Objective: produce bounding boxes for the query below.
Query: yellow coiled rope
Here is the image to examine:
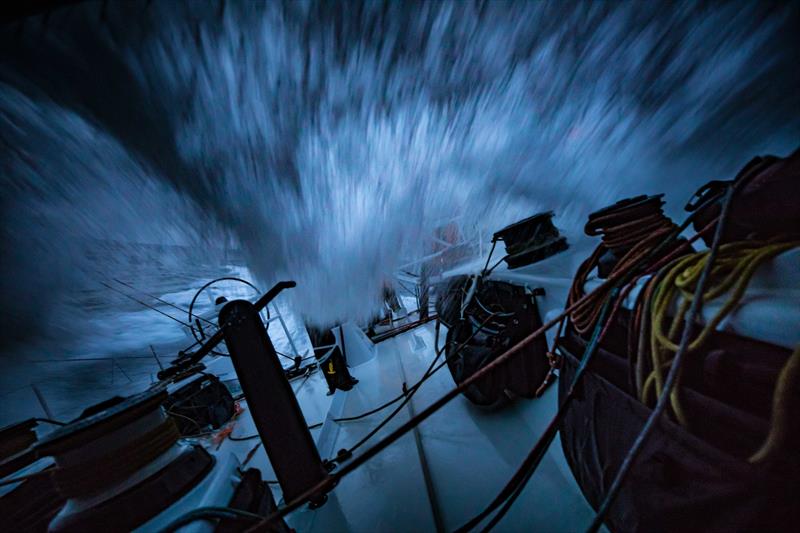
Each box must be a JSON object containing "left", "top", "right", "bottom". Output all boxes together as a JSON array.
[
  {"left": 750, "top": 343, "right": 800, "bottom": 464},
  {"left": 641, "top": 240, "right": 799, "bottom": 427}
]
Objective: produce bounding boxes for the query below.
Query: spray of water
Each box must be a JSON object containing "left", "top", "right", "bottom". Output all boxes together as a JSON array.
[{"left": 1, "top": 1, "right": 798, "bottom": 360}]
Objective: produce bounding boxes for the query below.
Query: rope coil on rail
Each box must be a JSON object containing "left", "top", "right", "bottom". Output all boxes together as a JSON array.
[
  {"left": 1, "top": 418, "right": 183, "bottom": 495},
  {"left": 641, "top": 239, "right": 800, "bottom": 426},
  {"left": 568, "top": 195, "right": 682, "bottom": 336},
  {"left": 584, "top": 183, "right": 737, "bottom": 533},
  {"left": 157, "top": 165, "right": 797, "bottom": 532}
]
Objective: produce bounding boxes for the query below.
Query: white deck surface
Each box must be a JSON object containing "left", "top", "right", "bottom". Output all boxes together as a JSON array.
[{"left": 215, "top": 319, "right": 598, "bottom": 532}]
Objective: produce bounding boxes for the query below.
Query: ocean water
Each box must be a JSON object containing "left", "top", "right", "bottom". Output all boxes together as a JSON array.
[
  {"left": 0, "top": 254, "right": 314, "bottom": 425},
  {"left": 0, "top": 1, "right": 797, "bottom": 423}
]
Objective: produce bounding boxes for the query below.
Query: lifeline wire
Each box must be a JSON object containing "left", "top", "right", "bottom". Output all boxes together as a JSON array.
[
  {"left": 111, "top": 277, "right": 217, "bottom": 328},
  {"left": 99, "top": 281, "right": 191, "bottom": 327}
]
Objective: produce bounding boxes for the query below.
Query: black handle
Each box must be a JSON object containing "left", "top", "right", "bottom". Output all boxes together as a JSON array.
[{"left": 156, "top": 280, "right": 296, "bottom": 381}]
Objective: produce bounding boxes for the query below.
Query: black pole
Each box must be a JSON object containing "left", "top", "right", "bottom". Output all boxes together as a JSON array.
[
  {"left": 219, "top": 299, "right": 329, "bottom": 505},
  {"left": 419, "top": 264, "right": 430, "bottom": 320},
  {"left": 157, "top": 281, "right": 295, "bottom": 381}
]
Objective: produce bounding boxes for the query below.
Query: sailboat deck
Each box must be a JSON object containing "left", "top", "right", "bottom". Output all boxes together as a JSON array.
[{"left": 218, "top": 321, "right": 598, "bottom": 532}]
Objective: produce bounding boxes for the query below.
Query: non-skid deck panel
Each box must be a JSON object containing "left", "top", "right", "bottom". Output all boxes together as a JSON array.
[
  {"left": 280, "top": 322, "right": 599, "bottom": 532},
  {"left": 217, "top": 319, "right": 598, "bottom": 532},
  {"left": 297, "top": 332, "right": 438, "bottom": 532},
  {"left": 397, "top": 322, "right": 600, "bottom": 532}
]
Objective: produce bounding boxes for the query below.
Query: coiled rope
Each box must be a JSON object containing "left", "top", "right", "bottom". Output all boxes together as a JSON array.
[
  {"left": 642, "top": 240, "right": 799, "bottom": 425},
  {"left": 569, "top": 196, "right": 681, "bottom": 335},
  {"left": 750, "top": 343, "right": 800, "bottom": 464},
  {"left": 1, "top": 418, "right": 182, "bottom": 495},
  {"left": 54, "top": 418, "right": 181, "bottom": 497}
]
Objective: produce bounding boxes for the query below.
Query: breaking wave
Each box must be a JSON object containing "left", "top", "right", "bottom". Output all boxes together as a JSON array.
[{"left": 1, "top": 0, "right": 798, "bottom": 358}]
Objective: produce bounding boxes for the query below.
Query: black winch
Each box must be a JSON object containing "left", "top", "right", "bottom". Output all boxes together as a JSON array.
[
  {"left": 445, "top": 278, "right": 549, "bottom": 407},
  {"left": 492, "top": 211, "right": 568, "bottom": 270}
]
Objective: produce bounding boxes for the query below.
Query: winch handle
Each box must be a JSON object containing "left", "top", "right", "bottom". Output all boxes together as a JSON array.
[
  {"left": 253, "top": 280, "right": 296, "bottom": 312},
  {"left": 156, "top": 280, "right": 296, "bottom": 381}
]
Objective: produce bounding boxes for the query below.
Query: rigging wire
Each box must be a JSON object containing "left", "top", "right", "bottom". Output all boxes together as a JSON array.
[
  {"left": 331, "top": 321, "right": 447, "bottom": 425},
  {"left": 481, "top": 240, "right": 498, "bottom": 275},
  {"left": 395, "top": 279, "right": 420, "bottom": 298},
  {"left": 292, "top": 370, "right": 314, "bottom": 395},
  {"left": 110, "top": 277, "right": 217, "bottom": 328},
  {"left": 478, "top": 238, "right": 511, "bottom": 278},
  {"left": 274, "top": 349, "right": 315, "bottom": 362},
  {"left": 333, "top": 347, "right": 444, "bottom": 460},
  {"left": 228, "top": 419, "right": 324, "bottom": 442},
  {"left": 456, "top": 193, "right": 729, "bottom": 531},
  {"left": 109, "top": 277, "right": 312, "bottom": 362},
  {"left": 226, "top": 318, "right": 490, "bottom": 449},
  {"left": 187, "top": 276, "right": 271, "bottom": 357},
  {"left": 484, "top": 254, "right": 509, "bottom": 277},
  {"left": 98, "top": 281, "right": 191, "bottom": 327},
  {"left": 243, "top": 326, "right": 450, "bottom": 442},
  {"left": 455, "top": 295, "right": 617, "bottom": 532},
  {"left": 274, "top": 349, "right": 299, "bottom": 361},
  {"left": 177, "top": 336, "right": 203, "bottom": 355},
  {"left": 243, "top": 236, "right": 695, "bottom": 528}
]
